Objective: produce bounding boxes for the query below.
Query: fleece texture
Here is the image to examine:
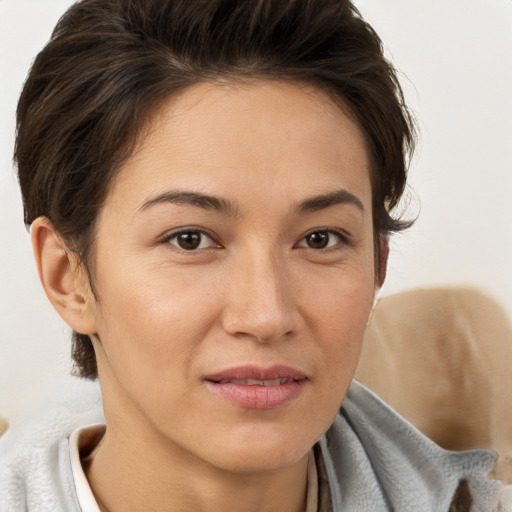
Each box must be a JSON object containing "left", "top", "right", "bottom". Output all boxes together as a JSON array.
[{"left": 0, "top": 378, "right": 503, "bottom": 511}]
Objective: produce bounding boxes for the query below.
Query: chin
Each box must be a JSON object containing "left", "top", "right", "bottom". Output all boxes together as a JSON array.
[
  {"left": 195, "top": 422, "right": 324, "bottom": 474},
  {"left": 211, "top": 445, "right": 309, "bottom": 475}
]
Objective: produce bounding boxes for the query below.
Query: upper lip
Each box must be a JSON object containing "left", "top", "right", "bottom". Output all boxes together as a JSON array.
[{"left": 204, "top": 365, "right": 307, "bottom": 382}]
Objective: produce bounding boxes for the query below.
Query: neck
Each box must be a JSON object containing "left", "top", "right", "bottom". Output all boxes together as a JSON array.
[{"left": 86, "top": 425, "right": 309, "bottom": 512}]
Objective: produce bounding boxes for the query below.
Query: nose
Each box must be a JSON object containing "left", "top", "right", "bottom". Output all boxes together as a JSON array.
[{"left": 221, "top": 248, "right": 298, "bottom": 343}]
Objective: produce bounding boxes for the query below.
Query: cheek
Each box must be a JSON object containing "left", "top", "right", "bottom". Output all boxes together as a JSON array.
[
  {"left": 291, "top": 276, "right": 374, "bottom": 442},
  {"left": 301, "top": 266, "right": 375, "bottom": 386},
  {"left": 92, "top": 265, "right": 222, "bottom": 381}
]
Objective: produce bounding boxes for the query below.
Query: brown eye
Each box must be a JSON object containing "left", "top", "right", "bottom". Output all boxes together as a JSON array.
[
  {"left": 306, "top": 232, "right": 329, "bottom": 249},
  {"left": 168, "top": 231, "right": 215, "bottom": 251},
  {"left": 298, "top": 230, "right": 343, "bottom": 250}
]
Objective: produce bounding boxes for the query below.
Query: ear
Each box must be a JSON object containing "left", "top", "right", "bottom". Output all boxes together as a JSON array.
[
  {"left": 30, "top": 217, "right": 96, "bottom": 335},
  {"left": 375, "top": 235, "right": 389, "bottom": 289}
]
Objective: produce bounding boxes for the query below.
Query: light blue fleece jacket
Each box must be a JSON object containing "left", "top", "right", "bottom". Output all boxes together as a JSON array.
[{"left": 0, "top": 377, "right": 503, "bottom": 511}]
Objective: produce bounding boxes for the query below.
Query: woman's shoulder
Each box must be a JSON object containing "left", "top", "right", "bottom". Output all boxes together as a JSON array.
[
  {"left": 319, "top": 380, "right": 503, "bottom": 512},
  {"left": 0, "top": 377, "right": 103, "bottom": 512}
]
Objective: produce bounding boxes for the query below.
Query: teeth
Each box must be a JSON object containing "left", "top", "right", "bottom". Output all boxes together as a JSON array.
[{"left": 217, "top": 378, "right": 290, "bottom": 386}]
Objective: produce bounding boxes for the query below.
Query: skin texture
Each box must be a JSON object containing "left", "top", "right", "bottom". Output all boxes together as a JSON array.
[{"left": 32, "top": 80, "right": 381, "bottom": 512}]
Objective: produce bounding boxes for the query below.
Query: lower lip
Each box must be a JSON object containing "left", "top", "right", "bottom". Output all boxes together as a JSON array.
[{"left": 205, "top": 380, "right": 306, "bottom": 409}]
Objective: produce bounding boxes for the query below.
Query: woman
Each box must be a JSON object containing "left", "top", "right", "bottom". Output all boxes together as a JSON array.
[{"left": 0, "top": 0, "right": 503, "bottom": 510}]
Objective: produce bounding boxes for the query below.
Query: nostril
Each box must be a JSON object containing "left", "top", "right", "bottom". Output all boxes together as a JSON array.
[{"left": 251, "top": 330, "right": 295, "bottom": 343}]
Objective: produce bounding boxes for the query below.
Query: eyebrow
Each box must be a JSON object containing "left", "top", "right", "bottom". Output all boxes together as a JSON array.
[
  {"left": 139, "top": 188, "right": 364, "bottom": 216},
  {"left": 139, "top": 190, "right": 239, "bottom": 216},
  {"left": 298, "top": 189, "right": 364, "bottom": 213}
]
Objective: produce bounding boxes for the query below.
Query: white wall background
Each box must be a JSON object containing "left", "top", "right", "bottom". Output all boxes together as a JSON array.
[{"left": 1, "top": 0, "right": 511, "bottom": 423}]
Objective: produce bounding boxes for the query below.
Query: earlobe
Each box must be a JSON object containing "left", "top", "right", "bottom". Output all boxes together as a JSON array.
[{"left": 30, "top": 217, "right": 96, "bottom": 335}]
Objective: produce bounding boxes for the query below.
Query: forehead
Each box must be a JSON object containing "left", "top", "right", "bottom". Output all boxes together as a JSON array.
[{"left": 105, "top": 79, "right": 372, "bottom": 214}]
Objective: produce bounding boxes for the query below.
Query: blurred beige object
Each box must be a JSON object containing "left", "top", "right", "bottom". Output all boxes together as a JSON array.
[
  {"left": 0, "top": 414, "right": 8, "bottom": 437},
  {"left": 356, "top": 286, "right": 512, "bottom": 484}
]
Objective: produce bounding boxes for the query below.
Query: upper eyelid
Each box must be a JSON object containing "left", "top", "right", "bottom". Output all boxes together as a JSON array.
[
  {"left": 300, "top": 228, "right": 350, "bottom": 241},
  {"left": 159, "top": 227, "right": 217, "bottom": 242},
  {"left": 162, "top": 229, "right": 221, "bottom": 252},
  {"left": 295, "top": 228, "right": 352, "bottom": 250}
]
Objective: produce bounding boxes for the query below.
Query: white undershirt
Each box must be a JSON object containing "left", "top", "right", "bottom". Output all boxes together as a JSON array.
[
  {"left": 68, "top": 425, "right": 319, "bottom": 512},
  {"left": 69, "top": 425, "right": 103, "bottom": 512}
]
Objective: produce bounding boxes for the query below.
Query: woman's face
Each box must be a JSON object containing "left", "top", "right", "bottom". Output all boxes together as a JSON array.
[{"left": 87, "top": 80, "right": 377, "bottom": 473}]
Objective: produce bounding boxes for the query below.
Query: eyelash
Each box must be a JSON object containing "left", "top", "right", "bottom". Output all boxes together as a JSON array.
[
  {"left": 160, "top": 228, "right": 351, "bottom": 253},
  {"left": 296, "top": 229, "right": 351, "bottom": 251},
  {"left": 162, "top": 229, "right": 220, "bottom": 252}
]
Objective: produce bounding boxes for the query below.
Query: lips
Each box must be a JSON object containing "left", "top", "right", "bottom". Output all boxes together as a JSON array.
[
  {"left": 204, "top": 365, "right": 308, "bottom": 409},
  {"left": 217, "top": 378, "right": 291, "bottom": 386},
  {"left": 205, "top": 364, "right": 307, "bottom": 382}
]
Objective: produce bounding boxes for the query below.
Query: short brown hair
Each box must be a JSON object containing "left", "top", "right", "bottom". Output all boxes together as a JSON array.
[{"left": 15, "top": 0, "right": 415, "bottom": 379}]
